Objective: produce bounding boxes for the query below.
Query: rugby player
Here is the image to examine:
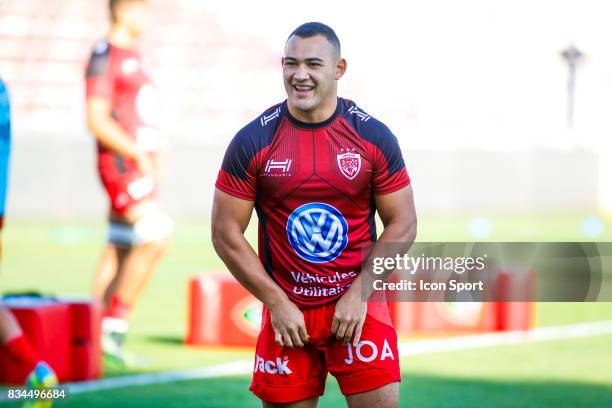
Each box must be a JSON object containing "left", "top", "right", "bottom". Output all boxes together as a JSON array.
[
  {"left": 85, "top": 0, "right": 173, "bottom": 360},
  {"left": 213, "top": 22, "right": 417, "bottom": 408},
  {"left": 0, "top": 76, "right": 58, "bottom": 407}
]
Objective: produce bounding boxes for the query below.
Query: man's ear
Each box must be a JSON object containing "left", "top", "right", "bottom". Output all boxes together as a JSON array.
[{"left": 336, "top": 58, "right": 347, "bottom": 80}]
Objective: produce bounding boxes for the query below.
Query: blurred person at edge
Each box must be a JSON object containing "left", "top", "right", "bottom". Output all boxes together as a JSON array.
[
  {"left": 85, "top": 0, "right": 173, "bottom": 363},
  {"left": 0, "top": 77, "right": 59, "bottom": 407}
]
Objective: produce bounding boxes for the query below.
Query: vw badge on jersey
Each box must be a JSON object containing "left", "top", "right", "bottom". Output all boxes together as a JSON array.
[
  {"left": 286, "top": 203, "right": 348, "bottom": 263},
  {"left": 337, "top": 152, "right": 362, "bottom": 180}
]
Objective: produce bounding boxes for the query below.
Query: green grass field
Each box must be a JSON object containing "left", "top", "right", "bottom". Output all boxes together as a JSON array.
[{"left": 1, "top": 213, "right": 612, "bottom": 407}]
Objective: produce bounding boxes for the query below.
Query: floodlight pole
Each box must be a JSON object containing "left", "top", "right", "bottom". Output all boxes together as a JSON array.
[{"left": 561, "top": 45, "right": 583, "bottom": 130}]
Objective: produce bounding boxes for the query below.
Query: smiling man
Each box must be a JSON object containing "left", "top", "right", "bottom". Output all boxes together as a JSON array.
[{"left": 213, "top": 22, "right": 417, "bottom": 408}]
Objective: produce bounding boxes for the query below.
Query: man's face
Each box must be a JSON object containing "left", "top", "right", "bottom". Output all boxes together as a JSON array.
[
  {"left": 282, "top": 34, "right": 345, "bottom": 117},
  {"left": 116, "top": 1, "right": 149, "bottom": 38}
]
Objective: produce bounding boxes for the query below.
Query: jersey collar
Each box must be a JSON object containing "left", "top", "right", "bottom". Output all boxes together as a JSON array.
[{"left": 284, "top": 98, "right": 341, "bottom": 130}]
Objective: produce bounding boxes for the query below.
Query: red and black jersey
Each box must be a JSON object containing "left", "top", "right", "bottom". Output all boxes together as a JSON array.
[
  {"left": 216, "top": 98, "right": 410, "bottom": 307},
  {"left": 85, "top": 39, "right": 161, "bottom": 177}
]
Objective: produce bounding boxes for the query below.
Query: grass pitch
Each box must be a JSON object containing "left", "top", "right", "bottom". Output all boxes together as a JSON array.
[{"left": 1, "top": 213, "right": 611, "bottom": 407}]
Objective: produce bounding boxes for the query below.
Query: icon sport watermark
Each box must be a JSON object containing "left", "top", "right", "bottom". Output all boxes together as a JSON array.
[{"left": 360, "top": 242, "right": 611, "bottom": 302}]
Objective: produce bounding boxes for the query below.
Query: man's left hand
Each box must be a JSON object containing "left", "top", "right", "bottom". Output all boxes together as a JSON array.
[{"left": 331, "top": 288, "right": 367, "bottom": 346}]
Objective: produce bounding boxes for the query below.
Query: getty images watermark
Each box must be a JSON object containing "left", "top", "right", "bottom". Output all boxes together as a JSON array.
[
  {"left": 372, "top": 252, "right": 488, "bottom": 293},
  {"left": 362, "top": 242, "right": 612, "bottom": 302}
]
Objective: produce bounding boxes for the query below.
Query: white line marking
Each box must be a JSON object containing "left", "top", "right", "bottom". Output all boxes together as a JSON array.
[
  {"left": 2, "top": 320, "right": 610, "bottom": 399},
  {"left": 65, "top": 360, "right": 253, "bottom": 395},
  {"left": 398, "top": 319, "right": 612, "bottom": 356}
]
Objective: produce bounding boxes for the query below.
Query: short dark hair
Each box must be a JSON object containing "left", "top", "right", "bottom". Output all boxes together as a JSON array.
[
  {"left": 109, "top": 0, "right": 144, "bottom": 21},
  {"left": 287, "top": 22, "right": 341, "bottom": 58}
]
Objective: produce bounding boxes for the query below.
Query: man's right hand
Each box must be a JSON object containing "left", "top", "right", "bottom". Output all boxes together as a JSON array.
[
  {"left": 212, "top": 189, "right": 310, "bottom": 348},
  {"left": 134, "top": 152, "right": 154, "bottom": 176},
  {"left": 268, "top": 298, "right": 309, "bottom": 348}
]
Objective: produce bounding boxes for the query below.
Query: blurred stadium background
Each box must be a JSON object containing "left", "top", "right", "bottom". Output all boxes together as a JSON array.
[{"left": 0, "top": 0, "right": 611, "bottom": 407}]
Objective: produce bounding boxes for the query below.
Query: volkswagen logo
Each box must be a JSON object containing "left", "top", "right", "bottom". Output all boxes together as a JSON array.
[{"left": 286, "top": 202, "right": 348, "bottom": 263}]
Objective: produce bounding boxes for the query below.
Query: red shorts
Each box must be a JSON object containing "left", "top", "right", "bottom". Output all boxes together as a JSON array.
[
  {"left": 99, "top": 166, "right": 157, "bottom": 215},
  {"left": 249, "top": 301, "right": 400, "bottom": 404}
]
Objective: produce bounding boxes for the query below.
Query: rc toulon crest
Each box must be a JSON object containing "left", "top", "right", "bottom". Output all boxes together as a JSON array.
[{"left": 337, "top": 152, "right": 362, "bottom": 180}]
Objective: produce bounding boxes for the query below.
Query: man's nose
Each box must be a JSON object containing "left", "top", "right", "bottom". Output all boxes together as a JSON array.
[{"left": 294, "top": 65, "right": 309, "bottom": 80}]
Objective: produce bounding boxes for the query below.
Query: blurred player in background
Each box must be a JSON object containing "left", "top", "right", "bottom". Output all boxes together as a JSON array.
[
  {"left": 213, "top": 22, "right": 417, "bottom": 408},
  {"left": 85, "top": 0, "right": 172, "bottom": 362},
  {"left": 0, "top": 77, "right": 58, "bottom": 407}
]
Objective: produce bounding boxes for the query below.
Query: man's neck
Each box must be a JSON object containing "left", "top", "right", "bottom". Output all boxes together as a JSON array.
[
  {"left": 288, "top": 96, "right": 338, "bottom": 124},
  {"left": 108, "top": 25, "right": 136, "bottom": 49}
]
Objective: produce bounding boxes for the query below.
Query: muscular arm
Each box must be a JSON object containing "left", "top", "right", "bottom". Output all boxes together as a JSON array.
[
  {"left": 211, "top": 188, "right": 309, "bottom": 347},
  {"left": 86, "top": 96, "right": 150, "bottom": 174},
  {"left": 360, "top": 184, "right": 418, "bottom": 297},
  {"left": 211, "top": 188, "right": 288, "bottom": 306},
  {"left": 332, "top": 185, "right": 417, "bottom": 345}
]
